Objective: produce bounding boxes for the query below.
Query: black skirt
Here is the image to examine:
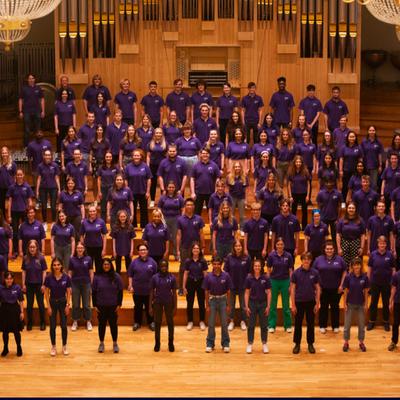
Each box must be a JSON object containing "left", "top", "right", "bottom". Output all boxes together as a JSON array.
[{"left": 0, "top": 302, "right": 24, "bottom": 333}]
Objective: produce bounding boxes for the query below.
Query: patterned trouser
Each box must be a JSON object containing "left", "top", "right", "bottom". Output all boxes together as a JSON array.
[{"left": 341, "top": 238, "right": 361, "bottom": 267}]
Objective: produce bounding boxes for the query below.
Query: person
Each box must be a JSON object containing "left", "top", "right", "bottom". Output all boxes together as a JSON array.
[
  {"left": 271, "top": 199, "right": 301, "bottom": 259},
  {"left": 216, "top": 82, "right": 239, "bottom": 145},
  {"left": 245, "top": 259, "right": 272, "bottom": 354},
  {"left": 142, "top": 208, "right": 169, "bottom": 265},
  {"left": 114, "top": 78, "right": 137, "bottom": 126},
  {"left": 61, "top": 127, "right": 81, "bottom": 174},
  {"left": 342, "top": 257, "right": 369, "bottom": 352},
  {"left": 388, "top": 267, "right": 400, "bottom": 351},
  {"left": 387, "top": 133, "right": 400, "bottom": 164},
  {"left": 106, "top": 173, "right": 134, "bottom": 225},
  {"left": 77, "top": 112, "right": 98, "bottom": 164},
  {"left": 391, "top": 182, "right": 400, "bottom": 223},
  {"left": 204, "top": 129, "right": 225, "bottom": 173},
  {"left": 18, "top": 73, "right": 45, "bottom": 147},
  {"left": 313, "top": 241, "right": 347, "bottom": 333},
  {"left": 304, "top": 210, "right": 329, "bottom": 260},
  {"left": 0, "top": 147, "right": 16, "bottom": 217},
  {"left": 323, "top": 86, "right": 349, "bottom": 132},
  {"left": 333, "top": 116, "right": 350, "bottom": 151},
  {"left": 106, "top": 111, "right": 129, "bottom": 164},
  {"left": 298, "top": 84, "right": 322, "bottom": 145},
  {"left": 269, "top": 76, "right": 295, "bottom": 129},
  {"left": 251, "top": 131, "right": 275, "bottom": 174},
  {"left": 80, "top": 204, "right": 107, "bottom": 273},
  {"left": 92, "top": 258, "right": 123, "bottom": 353},
  {"left": 318, "top": 153, "right": 339, "bottom": 190},
  {"left": 90, "top": 93, "right": 110, "bottom": 127},
  {"left": 162, "top": 111, "right": 182, "bottom": 145},
  {"left": 36, "top": 149, "right": 60, "bottom": 231},
  {"left": 118, "top": 125, "right": 142, "bottom": 168},
  {"left": 253, "top": 151, "right": 275, "bottom": 195},
  {"left": 65, "top": 148, "right": 89, "bottom": 195},
  {"left": 128, "top": 243, "right": 157, "bottom": 331},
  {"left": 44, "top": 258, "right": 72, "bottom": 356},
  {"left": 291, "top": 115, "right": 309, "bottom": 144},
  {"left": 55, "top": 75, "right": 76, "bottom": 103},
  {"left": 192, "top": 103, "right": 217, "bottom": 146},
  {"left": 191, "top": 80, "right": 213, "bottom": 121},
  {"left": 208, "top": 179, "right": 233, "bottom": 225},
  {"left": 381, "top": 153, "right": 400, "bottom": 213},
  {"left": 290, "top": 252, "right": 321, "bottom": 354},
  {"left": 226, "top": 111, "right": 245, "bottom": 143},
  {"left": 136, "top": 114, "right": 154, "bottom": 151},
  {"left": 367, "top": 236, "right": 396, "bottom": 332},
  {"left": 89, "top": 125, "right": 111, "bottom": 186},
  {"left": 68, "top": 241, "right": 93, "bottom": 331},
  {"left": 259, "top": 113, "right": 279, "bottom": 146},
  {"left": 275, "top": 128, "right": 296, "bottom": 191},
  {"left": 361, "top": 125, "right": 383, "bottom": 191},
  {"left": 352, "top": 175, "right": 379, "bottom": 226},
  {"left": 21, "top": 239, "right": 47, "bottom": 331},
  {"left": 203, "top": 256, "right": 233, "bottom": 353},
  {"left": 18, "top": 207, "right": 46, "bottom": 256},
  {"left": 347, "top": 160, "right": 367, "bottom": 203},
  {"left": 166, "top": 78, "right": 191, "bottom": 124},
  {"left": 54, "top": 89, "right": 77, "bottom": 153},
  {"left": 225, "top": 128, "right": 250, "bottom": 173},
  {"left": 241, "top": 82, "right": 264, "bottom": 143},
  {"left": 316, "top": 130, "right": 337, "bottom": 169},
  {"left": 257, "top": 172, "right": 282, "bottom": 225},
  {"left": 336, "top": 202, "right": 366, "bottom": 267},
  {"left": 111, "top": 209, "right": 136, "bottom": 273},
  {"left": 149, "top": 259, "right": 177, "bottom": 352},
  {"left": 50, "top": 210, "right": 75, "bottom": 272},
  {"left": 140, "top": 81, "right": 164, "bottom": 128},
  {"left": 82, "top": 74, "right": 112, "bottom": 114},
  {"left": 182, "top": 243, "right": 208, "bottom": 331},
  {"left": 0, "top": 211, "right": 12, "bottom": 266},
  {"left": 0, "top": 272, "right": 24, "bottom": 357}
]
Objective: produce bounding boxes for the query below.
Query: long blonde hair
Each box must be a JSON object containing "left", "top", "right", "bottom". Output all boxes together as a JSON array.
[
  {"left": 123, "top": 125, "right": 142, "bottom": 146},
  {"left": 276, "top": 128, "right": 294, "bottom": 150},
  {"left": 152, "top": 207, "right": 166, "bottom": 227},
  {"left": 0, "top": 146, "right": 12, "bottom": 169},
  {"left": 165, "top": 111, "right": 182, "bottom": 129},
  {"left": 149, "top": 128, "right": 167, "bottom": 151},
  {"left": 217, "top": 200, "right": 233, "bottom": 228},
  {"left": 227, "top": 162, "right": 246, "bottom": 185}
]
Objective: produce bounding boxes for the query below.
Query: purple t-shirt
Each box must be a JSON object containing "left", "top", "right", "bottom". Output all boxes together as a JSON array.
[
  {"left": 150, "top": 272, "right": 177, "bottom": 304},
  {"left": 224, "top": 254, "right": 251, "bottom": 291},
  {"left": 97, "top": 165, "right": 120, "bottom": 188},
  {"left": 343, "top": 273, "right": 369, "bottom": 305},
  {"left": 142, "top": 222, "right": 169, "bottom": 257},
  {"left": 65, "top": 161, "right": 89, "bottom": 191},
  {"left": 202, "top": 271, "right": 233, "bottom": 295},
  {"left": 110, "top": 227, "right": 136, "bottom": 256},
  {"left": 147, "top": 142, "right": 166, "bottom": 166},
  {"left": 241, "top": 94, "right": 264, "bottom": 124},
  {"left": 55, "top": 100, "right": 76, "bottom": 126},
  {"left": 128, "top": 257, "right": 157, "bottom": 295},
  {"left": 269, "top": 90, "right": 295, "bottom": 125},
  {"left": 349, "top": 174, "right": 362, "bottom": 193},
  {"left": 251, "top": 143, "right": 274, "bottom": 166},
  {"left": 245, "top": 274, "right": 271, "bottom": 302},
  {"left": 22, "top": 255, "right": 47, "bottom": 284},
  {"left": 177, "top": 214, "right": 205, "bottom": 249},
  {"left": 212, "top": 217, "right": 238, "bottom": 244},
  {"left": 82, "top": 85, "right": 112, "bottom": 107},
  {"left": 0, "top": 284, "right": 24, "bottom": 304},
  {"left": 367, "top": 215, "right": 394, "bottom": 252},
  {"left": 62, "top": 139, "right": 81, "bottom": 163},
  {"left": 226, "top": 141, "right": 251, "bottom": 160},
  {"left": 157, "top": 157, "right": 188, "bottom": 189},
  {"left": 216, "top": 95, "right": 238, "bottom": 120},
  {"left": 254, "top": 166, "right": 275, "bottom": 192},
  {"left": 92, "top": 273, "right": 123, "bottom": 307},
  {"left": 27, "top": 139, "right": 52, "bottom": 172},
  {"left": 80, "top": 218, "right": 107, "bottom": 248},
  {"left": 19, "top": 84, "right": 43, "bottom": 113},
  {"left": 90, "top": 104, "right": 110, "bottom": 127},
  {"left": 391, "top": 187, "right": 400, "bottom": 221},
  {"left": 352, "top": 189, "right": 379, "bottom": 225},
  {"left": 336, "top": 218, "right": 366, "bottom": 240},
  {"left": 106, "top": 122, "right": 128, "bottom": 156},
  {"left": 141, "top": 94, "right": 164, "bottom": 123},
  {"left": 304, "top": 223, "right": 329, "bottom": 254},
  {"left": 208, "top": 192, "right": 233, "bottom": 220},
  {"left": 44, "top": 273, "right": 71, "bottom": 300},
  {"left": 114, "top": 91, "right": 137, "bottom": 121},
  {"left": 267, "top": 250, "right": 294, "bottom": 280},
  {"left": 107, "top": 187, "right": 133, "bottom": 215},
  {"left": 193, "top": 117, "right": 217, "bottom": 145},
  {"left": 295, "top": 142, "right": 316, "bottom": 171},
  {"left": 59, "top": 190, "right": 83, "bottom": 217},
  {"left": 257, "top": 188, "right": 282, "bottom": 217},
  {"left": 137, "top": 127, "right": 154, "bottom": 151},
  {"left": 313, "top": 255, "right": 346, "bottom": 289},
  {"left": 207, "top": 142, "right": 225, "bottom": 169},
  {"left": 77, "top": 124, "right": 96, "bottom": 153},
  {"left": 227, "top": 176, "right": 248, "bottom": 200},
  {"left": 275, "top": 144, "right": 296, "bottom": 162},
  {"left": 19, "top": 220, "right": 46, "bottom": 253},
  {"left": 124, "top": 162, "right": 152, "bottom": 195},
  {"left": 323, "top": 98, "right": 349, "bottom": 130},
  {"left": 175, "top": 136, "right": 202, "bottom": 157},
  {"left": 0, "top": 162, "right": 16, "bottom": 189},
  {"left": 243, "top": 217, "right": 269, "bottom": 251},
  {"left": 157, "top": 194, "right": 184, "bottom": 218},
  {"left": 191, "top": 161, "right": 220, "bottom": 195},
  {"left": 6, "top": 182, "right": 34, "bottom": 212},
  {"left": 298, "top": 96, "right": 322, "bottom": 124},
  {"left": 69, "top": 255, "right": 93, "bottom": 284},
  {"left": 191, "top": 91, "right": 214, "bottom": 120},
  {"left": 381, "top": 166, "right": 400, "bottom": 196},
  {"left": 0, "top": 226, "right": 12, "bottom": 255},
  {"left": 361, "top": 138, "right": 383, "bottom": 170},
  {"left": 291, "top": 267, "right": 320, "bottom": 302},
  {"left": 163, "top": 125, "right": 181, "bottom": 145},
  {"left": 184, "top": 258, "right": 208, "bottom": 280},
  {"left": 289, "top": 172, "right": 310, "bottom": 195},
  {"left": 368, "top": 250, "right": 395, "bottom": 285},
  {"left": 51, "top": 223, "right": 74, "bottom": 247},
  {"left": 316, "top": 188, "right": 342, "bottom": 221},
  {"left": 271, "top": 214, "right": 301, "bottom": 251},
  {"left": 166, "top": 91, "right": 191, "bottom": 122},
  {"left": 333, "top": 127, "right": 350, "bottom": 150},
  {"left": 391, "top": 271, "right": 400, "bottom": 303},
  {"left": 339, "top": 145, "right": 363, "bottom": 172},
  {"left": 37, "top": 162, "right": 60, "bottom": 189}
]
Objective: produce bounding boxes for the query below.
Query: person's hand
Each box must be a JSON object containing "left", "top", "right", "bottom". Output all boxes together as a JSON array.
[
  {"left": 183, "top": 288, "right": 188, "bottom": 295},
  {"left": 291, "top": 304, "right": 297, "bottom": 315},
  {"left": 358, "top": 247, "right": 363, "bottom": 256},
  {"left": 19, "top": 112, "right": 23, "bottom": 119},
  {"left": 390, "top": 301, "right": 394, "bottom": 313},
  {"left": 51, "top": 253, "right": 55, "bottom": 259},
  {"left": 264, "top": 306, "right": 270, "bottom": 316},
  {"left": 293, "top": 248, "right": 298, "bottom": 257},
  {"left": 115, "top": 306, "right": 120, "bottom": 313},
  {"left": 101, "top": 249, "right": 106, "bottom": 257},
  {"left": 55, "top": 129, "right": 59, "bottom": 135},
  {"left": 191, "top": 193, "right": 197, "bottom": 201},
  {"left": 314, "top": 303, "right": 320, "bottom": 314},
  {"left": 62, "top": 166, "right": 66, "bottom": 173},
  {"left": 206, "top": 304, "right": 210, "bottom": 314},
  {"left": 41, "top": 285, "right": 45, "bottom": 294},
  {"left": 22, "top": 285, "right": 26, "bottom": 293},
  {"left": 113, "top": 251, "right": 117, "bottom": 258},
  {"left": 47, "top": 307, "right": 52, "bottom": 317},
  {"left": 246, "top": 307, "right": 251, "bottom": 317},
  {"left": 226, "top": 305, "right": 230, "bottom": 315},
  {"left": 94, "top": 307, "right": 99, "bottom": 313},
  {"left": 176, "top": 252, "right": 181, "bottom": 262},
  {"left": 19, "top": 251, "right": 24, "bottom": 259},
  {"left": 338, "top": 247, "right": 343, "bottom": 256},
  {"left": 364, "top": 304, "right": 369, "bottom": 313},
  {"left": 338, "top": 286, "right": 343, "bottom": 294},
  {"left": 20, "top": 312, "right": 24, "bottom": 321},
  {"left": 262, "top": 249, "right": 267, "bottom": 258},
  {"left": 98, "top": 192, "right": 102, "bottom": 201},
  {"left": 344, "top": 303, "right": 348, "bottom": 312},
  {"left": 7, "top": 216, "right": 11, "bottom": 224},
  {"left": 65, "top": 305, "right": 70, "bottom": 316},
  {"left": 145, "top": 192, "right": 150, "bottom": 200},
  {"left": 40, "top": 111, "right": 45, "bottom": 119},
  {"left": 339, "top": 170, "right": 343, "bottom": 178},
  {"left": 36, "top": 191, "right": 39, "bottom": 200},
  {"left": 244, "top": 250, "right": 249, "bottom": 257}
]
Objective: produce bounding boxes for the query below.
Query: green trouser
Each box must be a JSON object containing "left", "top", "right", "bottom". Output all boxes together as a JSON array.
[{"left": 269, "top": 278, "right": 292, "bottom": 329}]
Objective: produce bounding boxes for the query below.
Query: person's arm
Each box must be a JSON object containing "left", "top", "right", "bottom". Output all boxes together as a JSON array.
[
  {"left": 40, "top": 97, "right": 45, "bottom": 118},
  {"left": 97, "top": 177, "right": 102, "bottom": 201},
  {"left": 101, "top": 234, "right": 107, "bottom": 257},
  {"left": 129, "top": 201, "right": 134, "bottom": 222},
  {"left": 323, "top": 112, "right": 328, "bottom": 131},
  {"left": 343, "top": 288, "right": 348, "bottom": 312},
  {"left": 112, "top": 237, "right": 117, "bottom": 258},
  {"left": 381, "top": 179, "right": 386, "bottom": 198},
  {"left": 262, "top": 232, "right": 268, "bottom": 258},
  {"left": 61, "top": 150, "right": 65, "bottom": 171},
  {"left": 21, "top": 270, "right": 26, "bottom": 292},
  {"left": 314, "top": 283, "right": 321, "bottom": 313},
  {"left": 363, "top": 288, "right": 369, "bottom": 313},
  {"left": 50, "top": 236, "right": 55, "bottom": 259},
  {"left": 158, "top": 176, "right": 165, "bottom": 194},
  {"left": 258, "top": 107, "right": 263, "bottom": 127},
  {"left": 290, "top": 282, "right": 296, "bottom": 314},
  {"left": 366, "top": 230, "right": 371, "bottom": 256},
  {"left": 45, "top": 287, "right": 52, "bottom": 316},
  {"left": 243, "top": 233, "right": 249, "bottom": 256},
  {"left": 18, "top": 239, "right": 23, "bottom": 258},
  {"left": 216, "top": 107, "right": 220, "bottom": 125},
  {"left": 66, "top": 287, "right": 72, "bottom": 315},
  {"left": 7, "top": 198, "right": 12, "bottom": 223},
  {"left": 310, "top": 111, "right": 321, "bottom": 129},
  {"left": 176, "top": 229, "right": 182, "bottom": 260},
  {"left": 336, "top": 233, "right": 342, "bottom": 256},
  {"left": 212, "top": 229, "right": 217, "bottom": 257},
  {"left": 71, "top": 236, "right": 76, "bottom": 256},
  {"left": 391, "top": 201, "right": 396, "bottom": 221},
  {"left": 190, "top": 177, "right": 196, "bottom": 200},
  {"left": 54, "top": 115, "right": 59, "bottom": 135},
  {"left": 250, "top": 157, "right": 255, "bottom": 174},
  {"left": 391, "top": 231, "right": 395, "bottom": 254},
  {"left": 270, "top": 232, "right": 276, "bottom": 251},
  {"left": 36, "top": 175, "right": 41, "bottom": 199},
  {"left": 119, "top": 149, "right": 124, "bottom": 170},
  {"left": 145, "top": 178, "right": 151, "bottom": 200},
  {"left": 159, "top": 106, "right": 163, "bottom": 127},
  {"left": 72, "top": 113, "right": 77, "bottom": 128},
  {"left": 244, "top": 288, "right": 250, "bottom": 317},
  {"left": 133, "top": 103, "right": 138, "bottom": 127},
  {"left": 339, "top": 157, "right": 344, "bottom": 180},
  {"left": 199, "top": 228, "right": 205, "bottom": 253},
  {"left": 390, "top": 285, "right": 396, "bottom": 313},
  {"left": 180, "top": 176, "right": 187, "bottom": 194},
  {"left": 294, "top": 232, "right": 299, "bottom": 256},
  {"left": 128, "top": 276, "right": 133, "bottom": 292},
  {"left": 304, "top": 235, "right": 309, "bottom": 253},
  {"left": 55, "top": 175, "right": 61, "bottom": 193},
  {"left": 164, "top": 239, "right": 169, "bottom": 259},
  {"left": 80, "top": 204, "right": 85, "bottom": 219},
  {"left": 84, "top": 176, "right": 88, "bottom": 196},
  {"left": 186, "top": 106, "right": 191, "bottom": 123},
  {"left": 18, "top": 98, "right": 23, "bottom": 119},
  {"left": 83, "top": 99, "right": 89, "bottom": 115},
  {"left": 367, "top": 266, "right": 372, "bottom": 281},
  {"left": 359, "top": 233, "right": 366, "bottom": 256},
  {"left": 241, "top": 107, "right": 245, "bottom": 124},
  {"left": 265, "top": 288, "right": 271, "bottom": 315},
  {"left": 183, "top": 270, "right": 189, "bottom": 295}
]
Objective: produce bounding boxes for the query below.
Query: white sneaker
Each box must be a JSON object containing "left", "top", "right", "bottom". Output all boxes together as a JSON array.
[
  {"left": 268, "top": 327, "right": 275, "bottom": 333},
  {"left": 240, "top": 321, "right": 247, "bottom": 331},
  {"left": 286, "top": 327, "right": 292, "bottom": 333},
  {"left": 71, "top": 321, "right": 78, "bottom": 331},
  {"left": 50, "top": 346, "right": 56, "bottom": 356},
  {"left": 240, "top": 231, "right": 245, "bottom": 237},
  {"left": 223, "top": 346, "right": 230, "bottom": 353},
  {"left": 205, "top": 346, "right": 213, "bottom": 353},
  {"left": 42, "top": 222, "right": 47, "bottom": 232},
  {"left": 199, "top": 321, "right": 206, "bottom": 331},
  {"left": 150, "top": 201, "right": 155, "bottom": 208},
  {"left": 246, "top": 344, "right": 252, "bottom": 354},
  {"left": 186, "top": 321, "right": 193, "bottom": 331},
  {"left": 320, "top": 327, "right": 327, "bottom": 334},
  {"left": 228, "top": 321, "right": 234, "bottom": 331},
  {"left": 262, "top": 343, "right": 269, "bottom": 353},
  {"left": 62, "top": 346, "right": 69, "bottom": 356},
  {"left": 86, "top": 321, "right": 93, "bottom": 331},
  {"left": 333, "top": 327, "right": 340, "bottom": 333}
]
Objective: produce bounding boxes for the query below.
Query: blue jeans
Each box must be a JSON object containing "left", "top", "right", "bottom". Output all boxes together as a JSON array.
[
  {"left": 72, "top": 281, "right": 92, "bottom": 321},
  {"left": 229, "top": 289, "right": 247, "bottom": 322},
  {"left": 207, "top": 296, "right": 230, "bottom": 348},
  {"left": 247, "top": 299, "right": 268, "bottom": 344}
]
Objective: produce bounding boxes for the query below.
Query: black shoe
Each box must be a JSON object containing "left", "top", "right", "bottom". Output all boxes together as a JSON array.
[
  {"left": 27, "top": 323, "right": 32, "bottom": 331},
  {"left": 384, "top": 322, "right": 391, "bottom": 332},
  {"left": 292, "top": 344, "right": 300, "bottom": 354},
  {"left": 149, "top": 322, "right": 155, "bottom": 331},
  {"left": 1, "top": 348, "right": 9, "bottom": 357},
  {"left": 178, "top": 289, "right": 184, "bottom": 296},
  {"left": 132, "top": 323, "right": 140, "bottom": 331},
  {"left": 367, "top": 321, "right": 375, "bottom": 331},
  {"left": 40, "top": 322, "right": 46, "bottom": 331},
  {"left": 343, "top": 342, "right": 349, "bottom": 352},
  {"left": 168, "top": 342, "right": 175, "bottom": 352},
  {"left": 308, "top": 344, "right": 316, "bottom": 354},
  {"left": 388, "top": 342, "right": 397, "bottom": 351},
  {"left": 17, "top": 346, "right": 23, "bottom": 357},
  {"left": 154, "top": 342, "right": 160, "bottom": 352}
]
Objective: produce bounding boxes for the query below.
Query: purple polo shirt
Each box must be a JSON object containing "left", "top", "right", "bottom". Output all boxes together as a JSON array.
[
  {"left": 295, "top": 142, "right": 316, "bottom": 171},
  {"left": 51, "top": 223, "right": 74, "bottom": 247},
  {"left": 269, "top": 90, "right": 295, "bottom": 125},
  {"left": 68, "top": 255, "right": 93, "bottom": 284},
  {"left": 191, "top": 161, "right": 220, "bottom": 195},
  {"left": 304, "top": 223, "right": 329, "bottom": 254},
  {"left": 318, "top": 167, "right": 339, "bottom": 188},
  {"left": 78, "top": 124, "right": 96, "bottom": 153},
  {"left": 27, "top": 139, "right": 52, "bottom": 172},
  {"left": 110, "top": 227, "right": 136, "bottom": 256},
  {"left": 0, "top": 255, "right": 5, "bottom": 273},
  {"left": 92, "top": 273, "right": 123, "bottom": 307},
  {"left": 59, "top": 190, "right": 83, "bottom": 217},
  {"left": 114, "top": 91, "right": 137, "bottom": 121},
  {"left": 207, "top": 142, "right": 225, "bottom": 169},
  {"left": 44, "top": 273, "right": 71, "bottom": 300},
  {"left": 166, "top": 91, "right": 191, "bottom": 122},
  {"left": 142, "top": 222, "right": 169, "bottom": 257},
  {"left": 391, "top": 187, "right": 400, "bottom": 221},
  {"left": 251, "top": 143, "right": 274, "bottom": 165},
  {"left": 339, "top": 145, "right": 363, "bottom": 172},
  {"left": 298, "top": 96, "right": 323, "bottom": 124},
  {"left": 37, "top": 162, "right": 60, "bottom": 189},
  {"left": 82, "top": 85, "right": 112, "bottom": 107},
  {"left": 147, "top": 142, "right": 166, "bottom": 166},
  {"left": 292, "top": 127, "right": 307, "bottom": 144},
  {"left": 333, "top": 127, "right": 350, "bottom": 150},
  {"left": 212, "top": 217, "right": 238, "bottom": 244},
  {"left": 124, "top": 162, "right": 152, "bottom": 195},
  {"left": 391, "top": 271, "right": 400, "bottom": 303},
  {"left": 343, "top": 273, "right": 369, "bottom": 305},
  {"left": 289, "top": 172, "right": 310, "bottom": 195},
  {"left": 0, "top": 162, "right": 16, "bottom": 189},
  {"left": 157, "top": 157, "right": 188, "bottom": 189},
  {"left": 352, "top": 189, "right": 379, "bottom": 225},
  {"left": 137, "top": 127, "right": 154, "bottom": 150},
  {"left": 336, "top": 218, "right": 366, "bottom": 240},
  {"left": 0, "top": 226, "right": 12, "bottom": 255},
  {"left": 141, "top": 94, "right": 164, "bottom": 123},
  {"left": 254, "top": 166, "right": 275, "bottom": 192},
  {"left": 216, "top": 95, "right": 238, "bottom": 120},
  {"left": 97, "top": 165, "right": 120, "bottom": 188},
  {"left": 55, "top": 100, "right": 76, "bottom": 126},
  {"left": 19, "top": 220, "right": 46, "bottom": 252},
  {"left": 106, "top": 122, "right": 128, "bottom": 156},
  {"left": 381, "top": 166, "right": 400, "bottom": 196},
  {"left": 208, "top": 192, "right": 233, "bottom": 220},
  {"left": 22, "top": 255, "right": 47, "bottom": 284},
  {"left": 245, "top": 274, "right": 271, "bottom": 302},
  {"left": 323, "top": 98, "right": 349, "bottom": 130},
  {"left": 150, "top": 272, "right": 177, "bottom": 304},
  {"left": 80, "top": 218, "right": 107, "bottom": 248},
  {"left": 361, "top": 139, "right": 383, "bottom": 170},
  {"left": 291, "top": 267, "right": 320, "bottom": 302},
  {"left": 226, "top": 142, "right": 251, "bottom": 160},
  {"left": 62, "top": 139, "right": 81, "bottom": 162},
  {"left": 316, "top": 145, "right": 337, "bottom": 165},
  {"left": 227, "top": 176, "right": 248, "bottom": 199},
  {"left": 175, "top": 136, "right": 202, "bottom": 157},
  {"left": 368, "top": 250, "right": 395, "bottom": 285},
  {"left": 316, "top": 188, "right": 342, "bottom": 221},
  {"left": 267, "top": 250, "right": 294, "bottom": 280},
  {"left": 157, "top": 194, "right": 184, "bottom": 218},
  {"left": 275, "top": 144, "right": 296, "bottom": 162},
  {"left": 191, "top": 91, "right": 214, "bottom": 120},
  {"left": 0, "top": 284, "right": 23, "bottom": 304},
  {"left": 163, "top": 125, "right": 181, "bottom": 144},
  {"left": 257, "top": 188, "right": 282, "bottom": 217},
  {"left": 241, "top": 94, "right": 264, "bottom": 124},
  {"left": 271, "top": 214, "right": 301, "bottom": 251},
  {"left": 128, "top": 257, "right": 157, "bottom": 295},
  {"left": 90, "top": 103, "right": 110, "bottom": 127},
  {"left": 202, "top": 271, "right": 233, "bottom": 295},
  {"left": 224, "top": 254, "right": 251, "bottom": 291},
  {"left": 349, "top": 174, "right": 362, "bottom": 193},
  {"left": 184, "top": 258, "right": 208, "bottom": 281},
  {"left": 367, "top": 215, "right": 394, "bottom": 252},
  {"left": 65, "top": 161, "right": 89, "bottom": 191},
  {"left": 193, "top": 117, "right": 217, "bottom": 145},
  {"left": 313, "top": 255, "right": 346, "bottom": 289},
  {"left": 177, "top": 214, "right": 205, "bottom": 249},
  {"left": 242, "top": 217, "right": 269, "bottom": 251},
  {"left": 19, "top": 84, "right": 43, "bottom": 113},
  {"left": 261, "top": 124, "right": 279, "bottom": 146},
  {"left": 107, "top": 187, "right": 133, "bottom": 215},
  {"left": 55, "top": 86, "right": 75, "bottom": 101},
  {"left": 6, "top": 182, "right": 34, "bottom": 212}
]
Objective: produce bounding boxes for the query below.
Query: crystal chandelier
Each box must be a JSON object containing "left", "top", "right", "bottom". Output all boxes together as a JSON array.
[
  {"left": 0, "top": 18, "right": 32, "bottom": 50},
  {"left": 0, "top": 0, "right": 63, "bottom": 20},
  {"left": 366, "top": 0, "right": 400, "bottom": 25}
]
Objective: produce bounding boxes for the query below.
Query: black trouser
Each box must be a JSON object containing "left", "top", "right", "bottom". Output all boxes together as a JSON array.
[
  {"left": 133, "top": 193, "right": 148, "bottom": 228},
  {"left": 23, "top": 112, "right": 41, "bottom": 147},
  {"left": 294, "top": 300, "right": 315, "bottom": 345},
  {"left": 133, "top": 294, "right": 153, "bottom": 326},
  {"left": 67, "top": 215, "right": 82, "bottom": 243},
  {"left": 311, "top": 123, "right": 319, "bottom": 146},
  {"left": 151, "top": 120, "right": 160, "bottom": 129},
  {"left": 292, "top": 193, "right": 307, "bottom": 230},
  {"left": 115, "top": 255, "right": 131, "bottom": 273},
  {"left": 100, "top": 185, "right": 111, "bottom": 221},
  {"left": 97, "top": 305, "right": 118, "bottom": 342},
  {"left": 151, "top": 255, "right": 163, "bottom": 266},
  {"left": 49, "top": 298, "right": 67, "bottom": 346},
  {"left": 26, "top": 283, "right": 45, "bottom": 326},
  {"left": 245, "top": 121, "right": 259, "bottom": 144},
  {"left": 248, "top": 249, "right": 264, "bottom": 264},
  {"left": 322, "top": 219, "right": 337, "bottom": 245},
  {"left": 153, "top": 302, "right": 174, "bottom": 345},
  {"left": 149, "top": 163, "right": 159, "bottom": 202},
  {"left": 0, "top": 188, "right": 7, "bottom": 217},
  {"left": 261, "top": 213, "right": 275, "bottom": 226},
  {"left": 57, "top": 125, "right": 69, "bottom": 154},
  {"left": 11, "top": 211, "right": 25, "bottom": 254},
  {"left": 39, "top": 188, "right": 58, "bottom": 223},
  {"left": 218, "top": 118, "right": 229, "bottom": 145},
  {"left": 369, "top": 282, "right": 391, "bottom": 323},
  {"left": 3, "top": 331, "right": 21, "bottom": 350},
  {"left": 391, "top": 303, "right": 400, "bottom": 344},
  {"left": 342, "top": 170, "right": 352, "bottom": 203},
  {"left": 319, "top": 288, "right": 341, "bottom": 329},
  {"left": 396, "top": 246, "right": 400, "bottom": 271},
  {"left": 195, "top": 194, "right": 211, "bottom": 216},
  {"left": 86, "top": 246, "right": 103, "bottom": 273},
  {"left": 186, "top": 278, "right": 205, "bottom": 322},
  {"left": 122, "top": 118, "right": 134, "bottom": 125}
]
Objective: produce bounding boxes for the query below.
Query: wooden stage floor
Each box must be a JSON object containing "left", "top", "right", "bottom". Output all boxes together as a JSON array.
[{"left": 2, "top": 326, "right": 400, "bottom": 397}]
